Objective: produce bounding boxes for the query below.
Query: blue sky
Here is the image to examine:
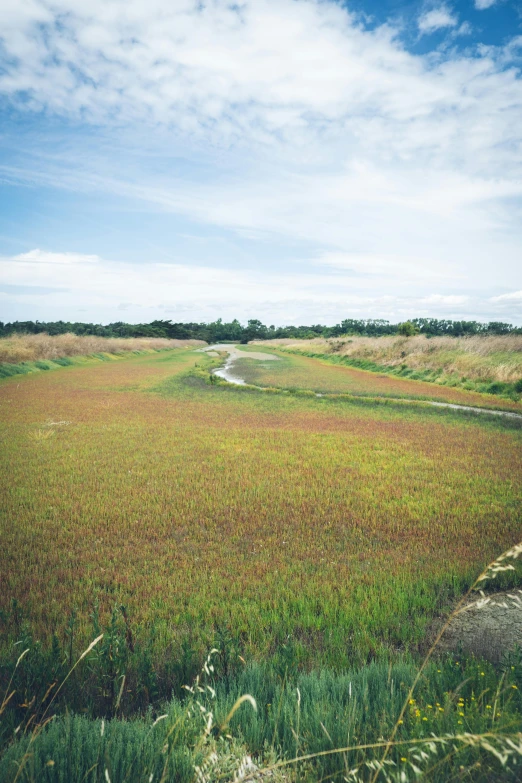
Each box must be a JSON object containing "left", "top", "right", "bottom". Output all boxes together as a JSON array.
[{"left": 0, "top": 0, "right": 521, "bottom": 326}]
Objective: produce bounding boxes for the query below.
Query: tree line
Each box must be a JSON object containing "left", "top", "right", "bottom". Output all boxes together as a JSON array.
[{"left": 0, "top": 317, "right": 519, "bottom": 342}]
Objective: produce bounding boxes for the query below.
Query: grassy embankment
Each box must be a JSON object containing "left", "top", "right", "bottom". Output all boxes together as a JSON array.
[
  {"left": 227, "top": 345, "right": 521, "bottom": 413},
  {"left": 0, "top": 332, "right": 204, "bottom": 378},
  {"left": 252, "top": 334, "right": 522, "bottom": 406},
  {"left": 0, "top": 343, "right": 521, "bottom": 780}
]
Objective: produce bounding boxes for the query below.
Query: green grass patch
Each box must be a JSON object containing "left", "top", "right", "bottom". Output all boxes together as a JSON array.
[{"left": 1, "top": 653, "right": 521, "bottom": 782}]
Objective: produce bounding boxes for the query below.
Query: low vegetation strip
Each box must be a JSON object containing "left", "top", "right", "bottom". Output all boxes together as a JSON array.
[
  {"left": 252, "top": 334, "right": 522, "bottom": 397},
  {"left": 1, "top": 655, "right": 521, "bottom": 782}
]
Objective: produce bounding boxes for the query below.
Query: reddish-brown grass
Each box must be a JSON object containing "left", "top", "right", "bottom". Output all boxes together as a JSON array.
[{"left": 0, "top": 349, "right": 520, "bottom": 666}]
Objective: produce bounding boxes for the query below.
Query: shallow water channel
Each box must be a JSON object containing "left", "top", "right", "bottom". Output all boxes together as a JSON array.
[
  {"left": 198, "top": 344, "right": 280, "bottom": 385},
  {"left": 199, "top": 345, "right": 522, "bottom": 420}
]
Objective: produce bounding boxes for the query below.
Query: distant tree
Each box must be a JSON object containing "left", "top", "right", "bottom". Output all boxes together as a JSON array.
[
  {"left": 486, "top": 321, "right": 513, "bottom": 335},
  {"left": 241, "top": 319, "right": 267, "bottom": 343},
  {"left": 397, "top": 321, "right": 418, "bottom": 337},
  {"left": 0, "top": 316, "right": 517, "bottom": 341}
]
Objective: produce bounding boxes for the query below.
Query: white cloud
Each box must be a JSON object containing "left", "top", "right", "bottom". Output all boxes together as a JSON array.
[
  {"left": 420, "top": 294, "right": 469, "bottom": 304},
  {"left": 0, "top": 1, "right": 520, "bottom": 323},
  {"left": 315, "top": 252, "right": 455, "bottom": 281},
  {"left": 491, "top": 290, "right": 522, "bottom": 302},
  {"left": 475, "top": 0, "right": 498, "bottom": 9},
  {"left": 455, "top": 22, "right": 472, "bottom": 37},
  {"left": 418, "top": 6, "right": 458, "bottom": 34},
  {"left": 0, "top": 0, "right": 518, "bottom": 160},
  {"left": 0, "top": 249, "right": 520, "bottom": 325},
  {"left": 14, "top": 249, "right": 99, "bottom": 264}
]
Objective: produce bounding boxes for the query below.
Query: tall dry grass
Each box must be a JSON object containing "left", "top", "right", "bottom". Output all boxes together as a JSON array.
[
  {"left": 0, "top": 333, "right": 205, "bottom": 364},
  {"left": 254, "top": 334, "right": 522, "bottom": 383}
]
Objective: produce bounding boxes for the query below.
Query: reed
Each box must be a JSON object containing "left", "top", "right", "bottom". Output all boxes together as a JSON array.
[
  {"left": 0, "top": 333, "right": 205, "bottom": 364},
  {"left": 253, "top": 334, "right": 522, "bottom": 387}
]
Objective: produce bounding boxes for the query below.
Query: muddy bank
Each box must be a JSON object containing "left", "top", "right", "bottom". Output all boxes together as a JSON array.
[
  {"left": 427, "top": 401, "right": 522, "bottom": 420},
  {"left": 437, "top": 592, "right": 522, "bottom": 662}
]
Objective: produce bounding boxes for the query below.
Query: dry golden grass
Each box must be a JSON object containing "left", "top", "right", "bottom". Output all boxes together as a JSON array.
[
  {"left": 254, "top": 334, "right": 522, "bottom": 383},
  {"left": 0, "top": 333, "right": 205, "bottom": 364}
]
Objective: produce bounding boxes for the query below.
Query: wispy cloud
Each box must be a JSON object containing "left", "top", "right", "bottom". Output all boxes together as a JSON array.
[
  {"left": 0, "top": 0, "right": 519, "bottom": 157},
  {"left": 475, "top": 0, "right": 498, "bottom": 10},
  {"left": 14, "top": 249, "right": 99, "bottom": 265},
  {"left": 418, "top": 6, "right": 458, "bottom": 34},
  {"left": 491, "top": 290, "right": 522, "bottom": 302}
]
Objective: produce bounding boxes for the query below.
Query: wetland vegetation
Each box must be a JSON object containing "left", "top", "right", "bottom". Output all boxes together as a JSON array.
[
  {"left": 252, "top": 334, "right": 522, "bottom": 402},
  {"left": 0, "top": 336, "right": 521, "bottom": 782}
]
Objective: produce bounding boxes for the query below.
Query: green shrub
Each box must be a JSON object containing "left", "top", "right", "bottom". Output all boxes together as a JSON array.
[
  {"left": 486, "top": 381, "right": 508, "bottom": 395},
  {"left": 397, "top": 321, "right": 418, "bottom": 337},
  {"left": 52, "top": 357, "right": 74, "bottom": 367},
  {"left": 0, "top": 363, "right": 33, "bottom": 377}
]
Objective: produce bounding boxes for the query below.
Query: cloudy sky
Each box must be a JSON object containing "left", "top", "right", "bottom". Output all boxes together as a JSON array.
[{"left": 0, "top": 0, "right": 521, "bottom": 326}]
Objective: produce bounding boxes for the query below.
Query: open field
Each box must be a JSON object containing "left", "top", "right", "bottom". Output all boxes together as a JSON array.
[
  {"left": 231, "top": 345, "right": 522, "bottom": 412},
  {"left": 253, "top": 334, "right": 522, "bottom": 399},
  {"left": 1, "top": 345, "right": 521, "bottom": 781},
  {"left": 1, "top": 347, "right": 521, "bottom": 659}
]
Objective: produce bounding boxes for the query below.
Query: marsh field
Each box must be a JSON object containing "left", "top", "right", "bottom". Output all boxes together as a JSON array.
[{"left": 0, "top": 339, "right": 521, "bottom": 782}]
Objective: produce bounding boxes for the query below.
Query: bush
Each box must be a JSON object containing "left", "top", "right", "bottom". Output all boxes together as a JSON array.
[
  {"left": 397, "top": 321, "right": 418, "bottom": 337},
  {"left": 486, "top": 381, "right": 508, "bottom": 395}
]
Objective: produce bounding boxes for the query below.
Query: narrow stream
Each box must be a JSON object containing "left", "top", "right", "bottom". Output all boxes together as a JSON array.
[
  {"left": 198, "top": 344, "right": 280, "bottom": 385},
  {"left": 198, "top": 345, "right": 522, "bottom": 421}
]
